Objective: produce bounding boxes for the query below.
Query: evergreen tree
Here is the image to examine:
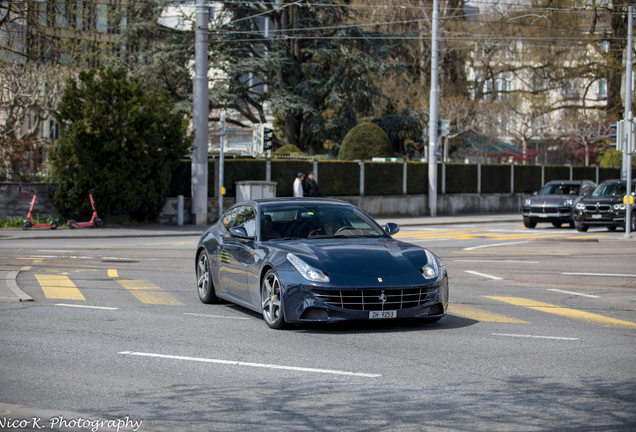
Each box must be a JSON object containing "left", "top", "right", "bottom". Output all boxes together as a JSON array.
[{"left": 52, "top": 67, "right": 192, "bottom": 222}]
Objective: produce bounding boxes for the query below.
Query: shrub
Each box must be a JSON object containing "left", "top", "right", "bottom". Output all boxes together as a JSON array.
[
  {"left": 273, "top": 144, "right": 305, "bottom": 156},
  {"left": 338, "top": 122, "right": 394, "bottom": 160}
]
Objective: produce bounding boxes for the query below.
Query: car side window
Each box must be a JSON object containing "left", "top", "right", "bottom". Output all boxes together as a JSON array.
[
  {"left": 233, "top": 206, "right": 256, "bottom": 238},
  {"left": 223, "top": 208, "right": 237, "bottom": 231}
]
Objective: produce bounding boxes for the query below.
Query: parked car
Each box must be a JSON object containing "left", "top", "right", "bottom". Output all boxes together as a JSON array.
[
  {"left": 522, "top": 180, "right": 596, "bottom": 228},
  {"left": 195, "top": 198, "right": 449, "bottom": 329},
  {"left": 573, "top": 179, "right": 636, "bottom": 232}
]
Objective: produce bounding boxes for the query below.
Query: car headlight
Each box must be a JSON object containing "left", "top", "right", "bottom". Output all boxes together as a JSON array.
[
  {"left": 420, "top": 250, "right": 439, "bottom": 280},
  {"left": 562, "top": 199, "right": 573, "bottom": 205},
  {"left": 576, "top": 203, "right": 585, "bottom": 210},
  {"left": 525, "top": 199, "right": 532, "bottom": 205},
  {"left": 286, "top": 253, "right": 329, "bottom": 283},
  {"left": 614, "top": 204, "right": 625, "bottom": 211}
]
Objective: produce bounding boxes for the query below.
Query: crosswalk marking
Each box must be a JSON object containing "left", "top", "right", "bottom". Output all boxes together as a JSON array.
[
  {"left": 114, "top": 278, "right": 184, "bottom": 306},
  {"left": 448, "top": 303, "right": 528, "bottom": 323},
  {"left": 107, "top": 269, "right": 118, "bottom": 278},
  {"left": 485, "top": 296, "right": 636, "bottom": 329},
  {"left": 35, "top": 274, "right": 85, "bottom": 300}
]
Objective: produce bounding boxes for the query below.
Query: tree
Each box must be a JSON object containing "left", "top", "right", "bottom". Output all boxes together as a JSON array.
[
  {"left": 338, "top": 122, "right": 393, "bottom": 160},
  {"left": 51, "top": 67, "right": 192, "bottom": 221}
]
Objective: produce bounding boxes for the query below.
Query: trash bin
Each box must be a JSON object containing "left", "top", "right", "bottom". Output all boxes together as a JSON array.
[{"left": 235, "top": 181, "right": 277, "bottom": 203}]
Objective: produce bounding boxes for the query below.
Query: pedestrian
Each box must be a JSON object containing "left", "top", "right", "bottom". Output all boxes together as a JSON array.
[
  {"left": 305, "top": 172, "right": 318, "bottom": 197},
  {"left": 293, "top": 172, "right": 305, "bottom": 197}
]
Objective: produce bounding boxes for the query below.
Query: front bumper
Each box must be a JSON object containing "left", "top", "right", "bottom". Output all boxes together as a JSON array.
[
  {"left": 522, "top": 206, "right": 573, "bottom": 223},
  {"left": 574, "top": 210, "right": 623, "bottom": 227},
  {"left": 281, "top": 273, "right": 449, "bottom": 323}
]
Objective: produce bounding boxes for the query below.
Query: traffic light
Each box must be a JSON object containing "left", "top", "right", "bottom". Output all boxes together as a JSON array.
[
  {"left": 437, "top": 119, "right": 450, "bottom": 137},
  {"left": 262, "top": 127, "right": 274, "bottom": 150}
]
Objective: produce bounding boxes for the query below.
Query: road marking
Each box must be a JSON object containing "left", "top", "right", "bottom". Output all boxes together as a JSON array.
[
  {"left": 547, "top": 289, "right": 600, "bottom": 299},
  {"left": 184, "top": 313, "right": 250, "bottom": 320},
  {"left": 142, "top": 241, "right": 197, "bottom": 246},
  {"left": 114, "top": 278, "right": 184, "bottom": 305},
  {"left": 464, "top": 270, "right": 503, "bottom": 280},
  {"left": 29, "top": 255, "right": 93, "bottom": 259},
  {"left": 56, "top": 303, "right": 119, "bottom": 310},
  {"left": 562, "top": 272, "right": 636, "bottom": 278},
  {"left": 118, "top": 351, "right": 381, "bottom": 378},
  {"left": 108, "top": 269, "right": 118, "bottom": 278},
  {"left": 20, "top": 266, "right": 31, "bottom": 271},
  {"left": 464, "top": 241, "right": 530, "bottom": 250},
  {"left": 492, "top": 333, "right": 579, "bottom": 341},
  {"left": 448, "top": 303, "right": 527, "bottom": 323},
  {"left": 485, "top": 296, "right": 636, "bottom": 329},
  {"left": 455, "top": 260, "right": 540, "bottom": 263},
  {"left": 35, "top": 274, "right": 85, "bottom": 300}
]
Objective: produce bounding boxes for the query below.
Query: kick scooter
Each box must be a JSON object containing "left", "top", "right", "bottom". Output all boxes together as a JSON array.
[
  {"left": 67, "top": 189, "right": 103, "bottom": 228},
  {"left": 21, "top": 189, "right": 59, "bottom": 230}
]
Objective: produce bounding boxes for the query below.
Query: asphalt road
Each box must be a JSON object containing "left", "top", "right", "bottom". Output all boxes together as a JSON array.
[{"left": 1, "top": 221, "right": 635, "bottom": 431}]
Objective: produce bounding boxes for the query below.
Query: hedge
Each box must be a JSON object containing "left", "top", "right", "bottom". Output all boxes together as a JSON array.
[{"left": 167, "top": 159, "right": 622, "bottom": 198}]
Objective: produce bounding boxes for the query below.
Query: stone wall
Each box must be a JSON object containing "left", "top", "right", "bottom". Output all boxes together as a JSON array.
[{"left": 0, "top": 183, "right": 57, "bottom": 221}]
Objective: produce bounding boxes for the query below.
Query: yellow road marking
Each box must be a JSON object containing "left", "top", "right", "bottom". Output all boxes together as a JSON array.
[
  {"left": 448, "top": 303, "right": 528, "bottom": 323},
  {"left": 142, "top": 241, "right": 197, "bottom": 246},
  {"left": 35, "top": 274, "right": 85, "bottom": 300},
  {"left": 485, "top": 296, "right": 636, "bottom": 329},
  {"left": 20, "top": 266, "right": 32, "bottom": 271},
  {"left": 114, "top": 278, "right": 183, "bottom": 305},
  {"left": 108, "top": 269, "right": 118, "bottom": 278},
  {"left": 454, "top": 251, "right": 571, "bottom": 256}
]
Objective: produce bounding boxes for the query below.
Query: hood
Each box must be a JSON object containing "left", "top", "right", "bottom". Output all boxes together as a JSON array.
[
  {"left": 528, "top": 195, "right": 577, "bottom": 205},
  {"left": 580, "top": 196, "right": 621, "bottom": 204},
  {"left": 274, "top": 238, "right": 429, "bottom": 277}
]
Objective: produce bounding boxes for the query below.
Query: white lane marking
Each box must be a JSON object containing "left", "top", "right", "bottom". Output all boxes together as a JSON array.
[
  {"left": 31, "top": 255, "right": 93, "bottom": 259},
  {"left": 547, "top": 289, "right": 600, "bottom": 299},
  {"left": 464, "top": 270, "right": 503, "bottom": 280},
  {"left": 38, "top": 250, "right": 76, "bottom": 252},
  {"left": 55, "top": 303, "right": 119, "bottom": 310},
  {"left": 463, "top": 241, "right": 530, "bottom": 250},
  {"left": 184, "top": 313, "right": 250, "bottom": 320},
  {"left": 118, "top": 351, "right": 381, "bottom": 378},
  {"left": 455, "top": 259, "right": 540, "bottom": 263},
  {"left": 563, "top": 272, "right": 636, "bottom": 278},
  {"left": 492, "top": 333, "right": 579, "bottom": 341}
]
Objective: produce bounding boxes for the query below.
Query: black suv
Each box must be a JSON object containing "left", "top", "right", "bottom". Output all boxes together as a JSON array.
[
  {"left": 574, "top": 180, "right": 636, "bottom": 232},
  {"left": 522, "top": 180, "right": 596, "bottom": 228}
]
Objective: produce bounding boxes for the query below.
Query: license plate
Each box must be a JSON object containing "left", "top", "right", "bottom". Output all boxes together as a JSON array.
[
  {"left": 369, "top": 310, "right": 397, "bottom": 319},
  {"left": 538, "top": 214, "right": 548, "bottom": 218},
  {"left": 592, "top": 214, "right": 603, "bottom": 219}
]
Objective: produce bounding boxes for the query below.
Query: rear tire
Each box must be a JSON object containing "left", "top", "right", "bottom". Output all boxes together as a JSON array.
[
  {"left": 197, "top": 250, "right": 220, "bottom": 304},
  {"left": 68, "top": 220, "right": 77, "bottom": 229},
  {"left": 50, "top": 221, "right": 58, "bottom": 230},
  {"left": 524, "top": 220, "right": 536, "bottom": 228},
  {"left": 94, "top": 218, "right": 103, "bottom": 228},
  {"left": 575, "top": 222, "right": 588, "bottom": 232},
  {"left": 21, "top": 220, "right": 29, "bottom": 230}
]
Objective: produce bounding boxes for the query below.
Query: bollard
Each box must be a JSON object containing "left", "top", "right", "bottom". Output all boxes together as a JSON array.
[{"left": 177, "top": 195, "right": 184, "bottom": 226}]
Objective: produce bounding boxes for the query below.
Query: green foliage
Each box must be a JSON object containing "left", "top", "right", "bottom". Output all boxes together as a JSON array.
[
  {"left": 406, "top": 162, "right": 428, "bottom": 195},
  {"left": 599, "top": 148, "right": 636, "bottom": 170},
  {"left": 338, "top": 123, "right": 394, "bottom": 161},
  {"left": 167, "top": 160, "right": 192, "bottom": 198},
  {"left": 273, "top": 145, "right": 305, "bottom": 156},
  {"left": 544, "top": 165, "right": 571, "bottom": 183},
  {"left": 372, "top": 108, "right": 424, "bottom": 155},
  {"left": 0, "top": 215, "right": 64, "bottom": 229},
  {"left": 52, "top": 67, "right": 192, "bottom": 222},
  {"left": 599, "top": 167, "right": 621, "bottom": 182},
  {"left": 222, "top": 160, "right": 267, "bottom": 197},
  {"left": 271, "top": 160, "right": 314, "bottom": 197},
  {"left": 572, "top": 166, "right": 596, "bottom": 182},
  {"left": 317, "top": 161, "right": 360, "bottom": 196},
  {"left": 481, "top": 165, "right": 511, "bottom": 194},
  {"left": 365, "top": 162, "right": 403, "bottom": 196}
]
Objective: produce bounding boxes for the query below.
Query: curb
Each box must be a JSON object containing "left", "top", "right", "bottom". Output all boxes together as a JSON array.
[
  {"left": 0, "top": 232, "right": 201, "bottom": 241},
  {"left": 5, "top": 270, "right": 33, "bottom": 302}
]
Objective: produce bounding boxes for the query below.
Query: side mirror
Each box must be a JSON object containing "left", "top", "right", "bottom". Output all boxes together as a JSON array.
[
  {"left": 533, "top": 191, "right": 538, "bottom": 196},
  {"left": 229, "top": 226, "right": 253, "bottom": 239},
  {"left": 384, "top": 222, "right": 400, "bottom": 236}
]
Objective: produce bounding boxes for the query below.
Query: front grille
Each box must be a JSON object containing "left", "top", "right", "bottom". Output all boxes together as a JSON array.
[
  {"left": 313, "top": 287, "right": 437, "bottom": 311},
  {"left": 530, "top": 206, "right": 557, "bottom": 214},
  {"left": 585, "top": 204, "right": 611, "bottom": 213}
]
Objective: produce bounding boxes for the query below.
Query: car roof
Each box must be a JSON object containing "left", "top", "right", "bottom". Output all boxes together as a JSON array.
[
  {"left": 237, "top": 197, "right": 353, "bottom": 208},
  {"left": 544, "top": 180, "right": 591, "bottom": 184}
]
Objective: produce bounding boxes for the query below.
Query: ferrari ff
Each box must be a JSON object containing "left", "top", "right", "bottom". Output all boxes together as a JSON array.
[{"left": 195, "top": 198, "right": 449, "bottom": 329}]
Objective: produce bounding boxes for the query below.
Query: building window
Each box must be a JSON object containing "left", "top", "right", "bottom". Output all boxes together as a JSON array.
[
  {"left": 39, "top": 0, "right": 47, "bottom": 26},
  {"left": 598, "top": 78, "right": 607, "bottom": 98},
  {"left": 601, "top": 41, "right": 609, "bottom": 52},
  {"left": 57, "top": 1, "right": 68, "bottom": 29},
  {"left": 96, "top": 4, "right": 108, "bottom": 33}
]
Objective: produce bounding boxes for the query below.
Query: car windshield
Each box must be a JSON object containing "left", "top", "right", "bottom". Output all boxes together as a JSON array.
[
  {"left": 592, "top": 182, "right": 628, "bottom": 197},
  {"left": 260, "top": 205, "right": 385, "bottom": 241},
  {"left": 538, "top": 183, "right": 580, "bottom": 196}
]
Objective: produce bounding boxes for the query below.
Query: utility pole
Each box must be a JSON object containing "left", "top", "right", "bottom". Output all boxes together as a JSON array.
[
  {"left": 428, "top": 0, "right": 439, "bottom": 217},
  {"left": 192, "top": 0, "right": 209, "bottom": 225},
  {"left": 625, "top": 6, "right": 633, "bottom": 237},
  {"left": 219, "top": 113, "right": 225, "bottom": 221}
]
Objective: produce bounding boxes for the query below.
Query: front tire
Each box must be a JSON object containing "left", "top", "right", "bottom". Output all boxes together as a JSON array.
[
  {"left": 197, "top": 250, "right": 220, "bottom": 304},
  {"left": 575, "top": 222, "right": 588, "bottom": 232},
  {"left": 261, "top": 269, "right": 287, "bottom": 329},
  {"left": 50, "top": 221, "right": 58, "bottom": 230},
  {"left": 607, "top": 226, "right": 616, "bottom": 232},
  {"left": 94, "top": 218, "right": 103, "bottom": 228},
  {"left": 524, "top": 220, "right": 536, "bottom": 228},
  {"left": 552, "top": 222, "right": 562, "bottom": 228},
  {"left": 21, "top": 220, "right": 29, "bottom": 230}
]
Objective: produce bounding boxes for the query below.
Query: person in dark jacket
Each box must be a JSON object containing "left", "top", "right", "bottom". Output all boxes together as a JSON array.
[{"left": 305, "top": 172, "right": 318, "bottom": 197}]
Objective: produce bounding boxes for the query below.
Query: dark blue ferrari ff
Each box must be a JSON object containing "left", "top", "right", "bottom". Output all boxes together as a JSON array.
[{"left": 195, "top": 198, "right": 448, "bottom": 329}]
